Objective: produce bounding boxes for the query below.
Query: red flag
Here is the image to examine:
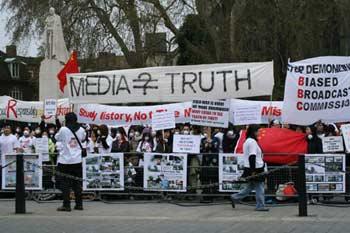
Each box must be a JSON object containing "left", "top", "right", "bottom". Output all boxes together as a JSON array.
[
  {"left": 57, "top": 51, "right": 79, "bottom": 93},
  {"left": 235, "top": 128, "right": 307, "bottom": 164}
]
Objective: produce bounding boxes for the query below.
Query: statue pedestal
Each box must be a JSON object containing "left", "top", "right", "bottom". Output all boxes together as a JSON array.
[{"left": 39, "top": 59, "right": 66, "bottom": 100}]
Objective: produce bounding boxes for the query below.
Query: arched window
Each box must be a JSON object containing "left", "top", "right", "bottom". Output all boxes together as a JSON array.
[{"left": 9, "top": 86, "right": 23, "bottom": 100}]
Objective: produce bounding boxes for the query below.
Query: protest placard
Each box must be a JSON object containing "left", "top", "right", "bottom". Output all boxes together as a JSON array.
[
  {"left": 322, "top": 136, "right": 344, "bottom": 153},
  {"left": 34, "top": 137, "right": 50, "bottom": 162},
  {"left": 152, "top": 111, "right": 175, "bottom": 131},
  {"left": 190, "top": 99, "right": 230, "bottom": 128},
  {"left": 173, "top": 135, "right": 201, "bottom": 154},
  {"left": 230, "top": 99, "right": 283, "bottom": 124},
  {"left": 44, "top": 99, "right": 57, "bottom": 116},
  {"left": 233, "top": 104, "right": 261, "bottom": 125}
]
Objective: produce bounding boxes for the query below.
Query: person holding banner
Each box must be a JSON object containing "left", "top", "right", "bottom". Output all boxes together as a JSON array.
[
  {"left": 55, "top": 112, "right": 86, "bottom": 211},
  {"left": 231, "top": 124, "right": 269, "bottom": 211}
]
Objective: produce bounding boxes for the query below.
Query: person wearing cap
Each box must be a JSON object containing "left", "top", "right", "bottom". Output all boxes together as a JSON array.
[{"left": 55, "top": 112, "right": 86, "bottom": 212}]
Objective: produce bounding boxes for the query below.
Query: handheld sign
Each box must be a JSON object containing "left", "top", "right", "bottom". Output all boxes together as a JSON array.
[
  {"left": 44, "top": 99, "right": 57, "bottom": 116},
  {"left": 152, "top": 111, "right": 176, "bottom": 131}
]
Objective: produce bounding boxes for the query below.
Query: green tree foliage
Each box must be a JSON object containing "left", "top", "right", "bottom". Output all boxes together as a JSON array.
[{"left": 2, "top": 0, "right": 349, "bottom": 98}]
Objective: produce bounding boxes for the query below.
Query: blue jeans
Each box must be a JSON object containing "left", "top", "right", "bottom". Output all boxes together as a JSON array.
[{"left": 231, "top": 181, "right": 265, "bottom": 209}]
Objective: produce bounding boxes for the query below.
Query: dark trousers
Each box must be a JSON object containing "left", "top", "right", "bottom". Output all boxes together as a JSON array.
[{"left": 57, "top": 163, "right": 82, "bottom": 207}]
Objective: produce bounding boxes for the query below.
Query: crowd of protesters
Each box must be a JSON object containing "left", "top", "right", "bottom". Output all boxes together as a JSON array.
[
  {"left": 0, "top": 116, "right": 347, "bottom": 159},
  {"left": 0, "top": 113, "right": 349, "bottom": 209}
]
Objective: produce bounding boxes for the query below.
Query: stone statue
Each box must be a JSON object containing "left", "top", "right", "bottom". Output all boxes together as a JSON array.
[
  {"left": 44, "top": 7, "right": 69, "bottom": 63},
  {"left": 40, "top": 7, "right": 70, "bottom": 100}
]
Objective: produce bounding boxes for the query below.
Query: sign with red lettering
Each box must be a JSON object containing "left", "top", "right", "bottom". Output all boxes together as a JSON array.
[
  {"left": 67, "top": 62, "right": 274, "bottom": 104},
  {"left": 283, "top": 56, "right": 350, "bottom": 125},
  {"left": 76, "top": 102, "right": 192, "bottom": 126},
  {"left": 230, "top": 99, "right": 283, "bottom": 125},
  {"left": 0, "top": 96, "right": 71, "bottom": 123},
  {"left": 190, "top": 99, "right": 230, "bottom": 128}
]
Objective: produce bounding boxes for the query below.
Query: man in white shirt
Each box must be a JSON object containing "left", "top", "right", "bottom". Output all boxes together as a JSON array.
[
  {"left": 55, "top": 112, "right": 86, "bottom": 212},
  {"left": 0, "top": 125, "right": 20, "bottom": 164}
]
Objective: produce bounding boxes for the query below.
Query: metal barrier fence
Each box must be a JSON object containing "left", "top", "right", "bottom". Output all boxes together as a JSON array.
[
  {"left": 1, "top": 153, "right": 349, "bottom": 208},
  {"left": 1, "top": 153, "right": 348, "bottom": 195}
]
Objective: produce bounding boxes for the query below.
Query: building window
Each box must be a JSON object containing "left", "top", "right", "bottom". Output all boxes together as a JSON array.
[
  {"left": 9, "top": 87, "right": 23, "bottom": 100},
  {"left": 8, "top": 62, "right": 19, "bottom": 78}
]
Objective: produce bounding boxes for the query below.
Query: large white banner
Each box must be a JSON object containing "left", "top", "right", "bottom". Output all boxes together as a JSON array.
[
  {"left": 230, "top": 99, "right": 283, "bottom": 125},
  {"left": 0, "top": 96, "right": 71, "bottom": 123},
  {"left": 67, "top": 62, "right": 274, "bottom": 103},
  {"left": 83, "top": 153, "right": 124, "bottom": 191},
  {"left": 143, "top": 153, "right": 187, "bottom": 192},
  {"left": 305, "top": 154, "right": 346, "bottom": 193},
  {"left": 76, "top": 102, "right": 191, "bottom": 126},
  {"left": 283, "top": 56, "right": 350, "bottom": 125},
  {"left": 218, "top": 154, "right": 246, "bottom": 192}
]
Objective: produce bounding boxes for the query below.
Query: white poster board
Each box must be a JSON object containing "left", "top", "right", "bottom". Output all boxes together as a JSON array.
[
  {"left": 143, "top": 153, "right": 187, "bottom": 192},
  {"left": 83, "top": 153, "right": 124, "bottom": 191},
  {"left": 152, "top": 111, "right": 175, "bottom": 131},
  {"left": 34, "top": 137, "right": 49, "bottom": 162},
  {"left": 44, "top": 99, "right": 57, "bottom": 116},
  {"left": 173, "top": 135, "right": 201, "bottom": 154},
  {"left": 322, "top": 136, "right": 344, "bottom": 153},
  {"left": 233, "top": 104, "right": 261, "bottom": 125},
  {"left": 1, "top": 153, "right": 42, "bottom": 190},
  {"left": 305, "top": 154, "right": 346, "bottom": 193},
  {"left": 191, "top": 99, "right": 230, "bottom": 128},
  {"left": 219, "top": 154, "right": 246, "bottom": 192},
  {"left": 340, "top": 124, "right": 350, "bottom": 153}
]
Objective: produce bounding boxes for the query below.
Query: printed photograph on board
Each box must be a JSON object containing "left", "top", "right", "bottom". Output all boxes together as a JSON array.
[
  {"left": 83, "top": 153, "right": 124, "bottom": 191},
  {"left": 143, "top": 153, "right": 187, "bottom": 192}
]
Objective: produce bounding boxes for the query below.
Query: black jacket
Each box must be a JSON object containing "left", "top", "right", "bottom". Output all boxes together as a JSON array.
[{"left": 111, "top": 140, "right": 130, "bottom": 153}]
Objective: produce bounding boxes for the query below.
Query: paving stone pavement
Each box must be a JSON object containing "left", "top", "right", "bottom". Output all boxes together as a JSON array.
[{"left": 0, "top": 200, "right": 350, "bottom": 233}]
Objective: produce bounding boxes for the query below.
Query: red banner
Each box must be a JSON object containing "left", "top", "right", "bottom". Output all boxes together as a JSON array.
[{"left": 235, "top": 128, "right": 307, "bottom": 164}]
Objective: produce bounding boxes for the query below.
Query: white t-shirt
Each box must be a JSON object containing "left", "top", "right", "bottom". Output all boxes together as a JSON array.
[
  {"left": 243, "top": 138, "right": 264, "bottom": 169},
  {"left": 19, "top": 136, "right": 33, "bottom": 153},
  {"left": 97, "top": 135, "right": 113, "bottom": 154},
  {"left": 0, "top": 134, "right": 20, "bottom": 164},
  {"left": 214, "top": 132, "right": 224, "bottom": 153},
  {"left": 55, "top": 126, "right": 86, "bottom": 164}
]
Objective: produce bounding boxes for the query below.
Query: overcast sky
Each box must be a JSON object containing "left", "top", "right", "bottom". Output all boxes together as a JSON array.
[{"left": 0, "top": 8, "right": 39, "bottom": 57}]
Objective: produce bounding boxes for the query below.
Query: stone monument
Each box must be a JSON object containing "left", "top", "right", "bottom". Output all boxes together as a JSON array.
[{"left": 39, "top": 7, "right": 69, "bottom": 100}]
